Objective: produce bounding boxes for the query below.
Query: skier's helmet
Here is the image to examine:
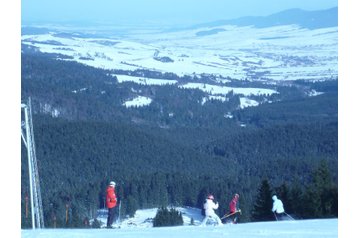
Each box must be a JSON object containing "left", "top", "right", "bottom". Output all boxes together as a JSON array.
[
  {"left": 272, "top": 195, "right": 277, "bottom": 200},
  {"left": 109, "top": 181, "right": 116, "bottom": 187},
  {"left": 207, "top": 194, "right": 214, "bottom": 200}
]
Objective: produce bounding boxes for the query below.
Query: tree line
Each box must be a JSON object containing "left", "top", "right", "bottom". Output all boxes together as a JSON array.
[
  {"left": 22, "top": 52, "right": 337, "bottom": 129},
  {"left": 21, "top": 114, "right": 337, "bottom": 228},
  {"left": 21, "top": 51, "right": 337, "bottom": 228}
]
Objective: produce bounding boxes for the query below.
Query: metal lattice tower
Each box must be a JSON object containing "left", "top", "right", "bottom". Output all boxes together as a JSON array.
[{"left": 21, "top": 97, "right": 45, "bottom": 229}]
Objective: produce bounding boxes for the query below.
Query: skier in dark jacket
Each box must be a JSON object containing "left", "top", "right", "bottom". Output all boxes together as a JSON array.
[{"left": 106, "top": 181, "right": 118, "bottom": 228}]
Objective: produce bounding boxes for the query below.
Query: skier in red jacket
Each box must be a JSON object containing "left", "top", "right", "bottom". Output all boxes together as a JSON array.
[
  {"left": 228, "top": 193, "right": 241, "bottom": 223},
  {"left": 229, "top": 193, "right": 239, "bottom": 213},
  {"left": 106, "top": 181, "right": 118, "bottom": 228}
]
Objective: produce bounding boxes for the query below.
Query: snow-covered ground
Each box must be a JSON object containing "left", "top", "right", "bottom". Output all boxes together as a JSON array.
[
  {"left": 21, "top": 24, "right": 337, "bottom": 81},
  {"left": 21, "top": 219, "right": 338, "bottom": 238},
  {"left": 21, "top": 206, "right": 338, "bottom": 238},
  {"left": 95, "top": 207, "right": 205, "bottom": 228}
]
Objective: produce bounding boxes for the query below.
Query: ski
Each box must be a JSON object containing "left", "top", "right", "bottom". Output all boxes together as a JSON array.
[{"left": 220, "top": 210, "right": 241, "bottom": 220}]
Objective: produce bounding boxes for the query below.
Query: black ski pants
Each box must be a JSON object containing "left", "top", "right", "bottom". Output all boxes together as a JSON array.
[{"left": 107, "top": 207, "right": 116, "bottom": 227}]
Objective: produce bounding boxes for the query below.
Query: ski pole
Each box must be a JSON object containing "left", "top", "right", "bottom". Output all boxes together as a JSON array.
[
  {"left": 284, "top": 212, "right": 295, "bottom": 220},
  {"left": 273, "top": 212, "right": 278, "bottom": 221},
  {"left": 117, "top": 202, "right": 121, "bottom": 225}
]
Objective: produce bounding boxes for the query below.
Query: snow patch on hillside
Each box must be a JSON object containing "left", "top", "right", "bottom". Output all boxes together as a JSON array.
[
  {"left": 115, "top": 75, "right": 178, "bottom": 85},
  {"left": 179, "top": 83, "right": 277, "bottom": 96},
  {"left": 123, "top": 96, "right": 152, "bottom": 108},
  {"left": 240, "top": 97, "right": 259, "bottom": 109}
]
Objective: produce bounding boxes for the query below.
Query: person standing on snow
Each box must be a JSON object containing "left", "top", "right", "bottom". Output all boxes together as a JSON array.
[
  {"left": 272, "top": 195, "right": 285, "bottom": 220},
  {"left": 201, "top": 194, "right": 223, "bottom": 226},
  {"left": 228, "top": 193, "right": 241, "bottom": 223},
  {"left": 106, "top": 181, "right": 118, "bottom": 228}
]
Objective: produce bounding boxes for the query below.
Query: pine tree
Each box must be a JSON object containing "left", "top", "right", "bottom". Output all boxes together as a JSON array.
[
  {"left": 251, "top": 179, "right": 274, "bottom": 221},
  {"left": 310, "top": 160, "right": 337, "bottom": 217},
  {"left": 289, "top": 181, "right": 305, "bottom": 218},
  {"left": 125, "top": 195, "right": 139, "bottom": 217},
  {"left": 153, "top": 207, "right": 183, "bottom": 227}
]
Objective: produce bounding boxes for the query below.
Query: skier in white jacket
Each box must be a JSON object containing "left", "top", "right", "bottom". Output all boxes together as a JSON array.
[
  {"left": 272, "top": 195, "right": 285, "bottom": 220},
  {"left": 201, "top": 194, "right": 223, "bottom": 226}
]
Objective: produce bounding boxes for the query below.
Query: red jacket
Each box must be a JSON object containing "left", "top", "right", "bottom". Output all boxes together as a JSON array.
[
  {"left": 106, "top": 186, "right": 117, "bottom": 209},
  {"left": 229, "top": 196, "right": 238, "bottom": 213}
]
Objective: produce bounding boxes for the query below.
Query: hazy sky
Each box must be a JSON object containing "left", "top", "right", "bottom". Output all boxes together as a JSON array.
[{"left": 22, "top": 0, "right": 338, "bottom": 26}]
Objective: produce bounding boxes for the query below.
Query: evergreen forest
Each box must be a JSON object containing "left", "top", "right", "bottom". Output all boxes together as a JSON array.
[{"left": 21, "top": 50, "right": 338, "bottom": 228}]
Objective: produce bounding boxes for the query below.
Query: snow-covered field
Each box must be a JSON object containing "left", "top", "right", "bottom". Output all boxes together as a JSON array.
[
  {"left": 21, "top": 219, "right": 338, "bottom": 238},
  {"left": 20, "top": 207, "right": 338, "bottom": 238},
  {"left": 21, "top": 24, "right": 337, "bottom": 81}
]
